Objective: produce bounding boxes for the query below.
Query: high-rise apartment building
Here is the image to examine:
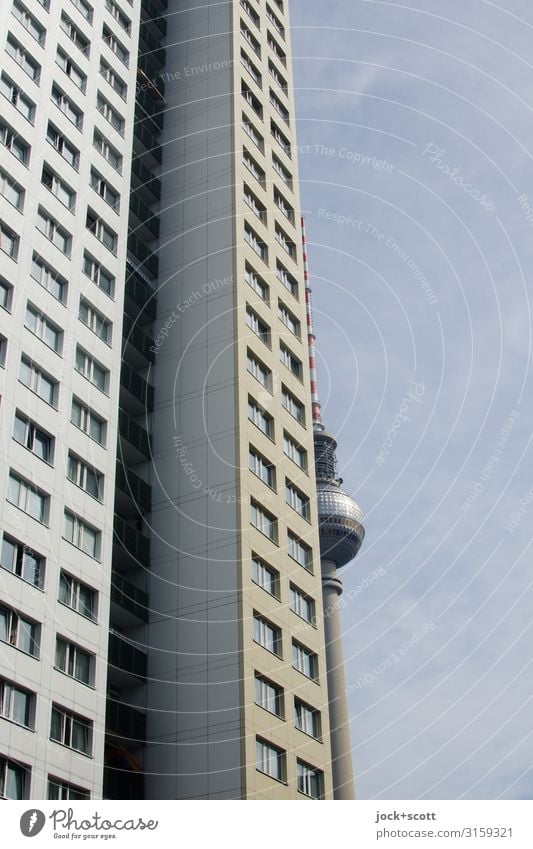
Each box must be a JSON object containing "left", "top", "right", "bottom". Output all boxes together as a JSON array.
[{"left": 0, "top": 0, "right": 363, "bottom": 801}]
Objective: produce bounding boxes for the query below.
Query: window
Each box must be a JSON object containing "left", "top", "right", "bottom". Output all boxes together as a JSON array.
[
  {"left": 255, "top": 674, "right": 283, "bottom": 717},
  {"left": 267, "top": 4, "right": 285, "bottom": 38},
  {"left": 253, "top": 613, "right": 281, "bottom": 656},
  {"left": 51, "top": 84, "right": 83, "bottom": 128},
  {"left": 245, "top": 263, "right": 268, "bottom": 301},
  {"left": 13, "top": 411, "right": 53, "bottom": 463},
  {"left": 244, "top": 222, "right": 267, "bottom": 261},
  {"left": 274, "top": 188, "right": 294, "bottom": 223},
  {"left": 0, "top": 220, "right": 18, "bottom": 259},
  {"left": 280, "top": 343, "right": 302, "bottom": 379},
  {"left": 288, "top": 531, "right": 312, "bottom": 570},
  {"left": 241, "top": 81, "right": 262, "bottom": 118},
  {"left": 282, "top": 385, "right": 305, "bottom": 424},
  {"left": 241, "top": 20, "right": 260, "bottom": 57},
  {"left": 46, "top": 122, "right": 79, "bottom": 169},
  {"left": 70, "top": 0, "right": 93, "bottom": 22},
  {"left": 7, "top": 471, "right": 49, "bottom": 524},
  {"left": 297, "top": 760, "right": 323, "bottom": 798},
  {"left": 0, "top": 119, "right": 29, "bottom": 164},
  {"left": 37, "top": 207, "right": 72, "bottom": 255},
  {"left": 79, "top": 298, "right": 112, "bottom": 343},
  {"left": 251, "top": 555, "right": 279, "bottom": 597},
  {"left": 99, "top": 58, "right": 127, "bottom": 99},
  {"left": 283, "top": 432, "right": 307, "bottom": 470},
  {"left": 295, "top": 701, "right": 321, "bottom": 740},
  {"left": 60, "top": 12, "right": 90, "bottom": 55},
  {"left": 244, "top": 184, "right": 266, "bottom": 222},
  {"left": 268, "top": 60, "right": 287, "bottom": 92},
  {"left": 105, "top": 0, "right": 131, "bottom": 34},
  {"left": 48, "top": 777, "right": 89, "bottom": 801},
  {"left": 247, "top": 350, "right": 272, "bottom": 390},
  {"left": 0, "top": 756, "right": 29, "bottom": 799},
  {"left": 268, "top": 32, "right": 286, "bottom": 66},
  {"left": 290, "top": 585, "right": 315, "bottom": 623},
  {"left": 0, "top": 72, "right": 35, "bottom": 122},
  {"left": 0, "top": 603, "right": 39, "bottom": 656},
  {"left": 250, "top": 499, "right": 277, "bottom": 542},
  {"left": 90, "top": 168, "right": 120, "bottom": 211},
  {"left": 31, "top": 253, "right": 68, "bottom": 302},
  {"left": 67, "top": 452, "right": 103, "bottom": 501},
  {"left": 97, "top": 93, "right": 124, "bottom": 135},
  {"left": 86, "top": 209, "right": 118, "bottom": 254},
  {"left": 56, "top": 47, "right": 86, "bottom": 92},
  {"left": 0, "top": 277, "right": 12, "bottom": 311},
  {"left": 0, "top": 678, "right": 33, "bottom": 728},
  {"left": 241, "top": 50, "right": 261, "bottom": 86},
  {"left": 243, "top": 148, "right": 265, "bottom": 186},
  {"left": 75, "top": 347, "right": 109, "bottom": 393},
  {"left": 270, "top": 88, "right": 289, "bottom": 124},
  {"left": 248, "top": 396, "right": 273, "bottom": 439},
  {"left": 12, "top": 1, "right": 46, "bottom": 44},
  {"left": 1, "top": 534, "right": 44, "bottom": 588},
  {"left": 93, "top": 129, "right": 122, "bottom": 172},
  {"left": 102, "top": 24, "right": 129, "bottom": 66},
  {"left": 59, "top": 571, "right": 97, "bottom": 621},
  {"left": 256, "top": 738, "right": 285, "bottom": 782},
  {"left": 272, "top": 155, "right": 292, "bottom": 189},
  {"left": 0, "top": 167, "right": 23, "bottom": 210},
  {"left": 242, "top": 116, "right": 264, "bottom": 152},
  {"left": 241, "top": 0, "right": 260, "bottom": 28},
  {"left": 50, "top": 705, "right": 92, "bottom": 756},
  {"left": 55, "top": 637, "right": 94, "bottom": 686},
  {"left": 275, "top": 224, "right": 296, "bottom": 258},
  {"left": 64, "top": 510, "right": 100, "bottom": 560},
  {"left": 0, "top": 334, "right": 7, "bottom": 368},
  {"left": 82, "top": 251, "right": 115, "bottom": 297},
  {"left": 286, "top": 480, "right": 310, "bottom": 519},
  {"left": 25, "top": 304, "right": 63, "bottom": 353},
  {"left": 71, "top": 397, "right": 106, "bottom": 446},
  {"left": 249, "top": 447, "right": 275, "bottom": 488},
  {"left": 246, "top": 305, "right": 270, "bottom": 345},
  {"left": 6, "top": 33, "right": 41, "bottom": 81},
  {"left": 292, "top": 641, "right": 318, "bottom": 680},
  {"left": 271, "top": 119, "right": 291, "bottom": 156},
  {"left": 278, "top": 301, "right": 300, "bottom": 337},
  {"left": 19, "top": 355, "right": 58, "bottom": 407},
  {"left": 276, "top": 260, "right": 298, "bottom": 297}
]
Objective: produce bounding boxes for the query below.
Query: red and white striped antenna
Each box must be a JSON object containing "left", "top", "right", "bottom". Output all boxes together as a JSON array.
[{"left": 301, "top": 216, "right": 322, "bottom": 427}]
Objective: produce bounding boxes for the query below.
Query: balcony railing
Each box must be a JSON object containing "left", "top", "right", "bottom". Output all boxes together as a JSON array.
[
  {"left": 125, "top": 264, "right": 157, "bottom": 321},
  {"left": 116, "top": 461, "right": 151, "bottom": 514},
  {"left": 120, "top": 363, "right": 155, "bottom": 411},
  {"left": 122, "top": 313, "right": 155, "bottom": 364},
  {"left": 127, "top": 231, "right": 159, "bottom": 279},
  {"left": 111, "top": 573, "right": 149, "bottom": 622},
  {"left": 118, "top": 408, "right": 152, "bottom": 459},
  {"left": 108, "top": 632, "right": 147, "bottom": 679},
  {"left": 113, "top": 512, "right": 150, "bottom": 566}
]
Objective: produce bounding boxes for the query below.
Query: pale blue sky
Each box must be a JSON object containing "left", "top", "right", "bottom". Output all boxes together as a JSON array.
[{"left": 291, "top": 0, "right": 533, "bottom": 799}]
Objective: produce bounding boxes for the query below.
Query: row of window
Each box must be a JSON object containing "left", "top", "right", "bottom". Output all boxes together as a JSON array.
[
  {"left": 1, "top": 530, "right": 98, "bottom": 619},
  {"left": 244, "top": 218, "right": 297, "bottom": 265},
  {"left": 246, "top": 297, "right": 301, "bottom": 341},
  {"left": 0, "top": 690, "right": 93, "bottom": 755},
  {"left": 0, "top": 755, "right": 89, "bottom": 800},
  {"left": 250, "top": 496, "right": 312, "bottom": 559},
  {"left": 243, "top": 180, "right": 295, "bottom": 228},
  {"left": 253, "top": 611, "right": 318, "bottom": 678},
  {"left": 240, "top": 12, "right": 287, "bottom": 67},
  {"left": 249, "top": 447, "right": 310, "bottom": 517},
  {"left": 256, "top": 738, "right": 323, "bottom": 798}
]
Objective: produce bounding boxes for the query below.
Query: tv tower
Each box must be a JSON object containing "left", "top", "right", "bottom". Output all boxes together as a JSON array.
[{"left": 302, "top": 220, "right": 365, "bottom": 800}]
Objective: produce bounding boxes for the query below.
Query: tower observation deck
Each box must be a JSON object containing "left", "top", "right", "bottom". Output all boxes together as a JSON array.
[{"left": 301, "top": 219, "right": 365, "bottom": 800}]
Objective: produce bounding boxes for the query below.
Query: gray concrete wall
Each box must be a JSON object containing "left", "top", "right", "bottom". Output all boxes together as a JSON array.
[{"left": 145, "top": 0, "right": 242, "bottom": 799}]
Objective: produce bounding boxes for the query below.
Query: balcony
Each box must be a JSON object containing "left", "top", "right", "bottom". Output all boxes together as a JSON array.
[
  {"left": 141, "top": 0, "right": 167, "bottom": 37},
  {"left": 108, "top": 631, "right": 147, "bottom": 683},
  {"left": 138, "top": 28, "right": 166, "bottom": 69},
  {"left": 106, "top": 697, "right": 147, "bottom": 742},
  {"left": 103, "top": 763, "right": 144, "bottom": 801},
  {"left": 129, "top": 192, "right": 160, "bottom": 243},
  {"left": 122, "top": 313, "right": 155, "bottom": 369},
  {"left": 120, "top": 363, "right": 154, "bottom": 415},
  {"left": 113, "top": 513, "right": 150, "bottom": 569},
  {"left": 125, "top": 262, "right": 157, "bottom": 322},
  {"left": 118, "top": 411, "right": 151, "bottom": 469},
  {"left": 136, "top": 88, "right": 164, "bottom": 131},
  {"left": 115, "top": 461, "right": 151, "bottom": 517},
  {"left": 131, "top": 157, "right": 161, "bottom": 204},
  {"left": 111, "top": 573, "right": 149, "bottom": 624},
  {"left": 133, "top": 121, "right": 162, "bottom": 169},
  {"left": 127, "top": 231, "right": 159, "bottom": 279}
]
